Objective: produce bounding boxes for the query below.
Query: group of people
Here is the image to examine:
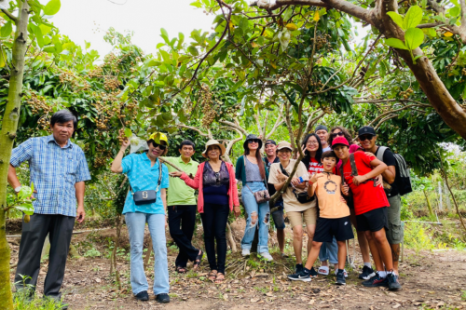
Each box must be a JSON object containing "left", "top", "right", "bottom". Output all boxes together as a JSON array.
[{"left": 8, "top": 109, "right": 404, "bottom": 308}]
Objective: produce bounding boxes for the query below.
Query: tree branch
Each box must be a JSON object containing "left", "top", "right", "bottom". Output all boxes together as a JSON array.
[
  {"left": 178, "top": 124, "right": 210, "bottom": 137},
  {"left": 1, "top": 9, "right": 17, "bottom": 24},
  {"left": 219, "top": 119, "right": 248, "bottom": 136}
]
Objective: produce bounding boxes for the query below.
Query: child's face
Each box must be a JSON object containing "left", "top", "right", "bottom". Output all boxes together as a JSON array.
[{"left": 322, "top": 157, "right": 337, "bottom": 171}]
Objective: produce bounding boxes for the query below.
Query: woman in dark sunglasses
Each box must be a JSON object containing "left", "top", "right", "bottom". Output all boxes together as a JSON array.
[
  {"left": 328, "top": 126, "right": 354, "bottom": 147},
  {"left": 170, "top": 139, "right": 240, "bottom": 284}
]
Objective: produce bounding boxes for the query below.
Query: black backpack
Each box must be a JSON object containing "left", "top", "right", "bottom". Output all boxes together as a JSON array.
[{"left": 376, "top": 146, "right": 413, "bottom": 196}]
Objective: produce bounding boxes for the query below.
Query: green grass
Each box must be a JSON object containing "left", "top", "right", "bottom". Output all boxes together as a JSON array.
[{"left": 14, "top": 295, "right": 66, "bottom": 310}]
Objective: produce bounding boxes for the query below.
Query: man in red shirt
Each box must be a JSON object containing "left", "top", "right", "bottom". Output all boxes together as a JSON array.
[{"left": 332, "top": 136, "right": 401, "bottom": 291}]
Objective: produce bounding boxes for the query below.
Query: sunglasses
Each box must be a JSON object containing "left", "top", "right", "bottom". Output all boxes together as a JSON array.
[
  {"left": 358, "top": 135, "right": 374, "bottom": 141},
  {"left": 153, "top": 143, "right": 167, "bottom": 150},
  {"left": 331, "top": 132, "right": 344, "bottom": 138},
  {"left": 248, "top": 139, "right": 260, "bottom": 144}
]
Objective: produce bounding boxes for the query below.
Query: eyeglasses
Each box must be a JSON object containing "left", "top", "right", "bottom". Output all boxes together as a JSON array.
[
  {"left": 358, "top": 135, "right": 374, "bottom": 141},
  {"left": 215, "top": 172, "right": 220, "bottom": 185},
  {"left": 331, "top": 132, "right": 344, "bottom": 138},
  {"left": 306, "top": 141, "right": 319, "bottom": 145},
  {"left": 248, "top": 139, "right": 260, "bottom": 144},
  {"left": 154, "top": 143, "right": 167, "bottom": 151}
]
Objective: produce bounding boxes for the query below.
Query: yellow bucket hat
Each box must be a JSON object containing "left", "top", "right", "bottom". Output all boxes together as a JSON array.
[{"left": 149, "top": 132, "right": 169, "bottom": 146}]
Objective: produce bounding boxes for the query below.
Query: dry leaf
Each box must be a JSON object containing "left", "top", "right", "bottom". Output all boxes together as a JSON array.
[{"left": 392, "top": 303, "right": 401, "bottom": 309}]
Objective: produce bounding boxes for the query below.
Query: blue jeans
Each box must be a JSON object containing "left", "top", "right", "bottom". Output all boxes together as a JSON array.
[
  {"left": 318, "top": 236, "right": 338, "bottom": 265},
  {"left": 241, "top": 182, "right": 270, "bottom": 254},
  {"left": 125, "top": 212, "right": 169, "bottom": 295}
]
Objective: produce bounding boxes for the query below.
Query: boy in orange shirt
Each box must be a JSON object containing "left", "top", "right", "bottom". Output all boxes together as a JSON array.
[{"left": 287, "top": 151, "right": 353, "bottom": 285}]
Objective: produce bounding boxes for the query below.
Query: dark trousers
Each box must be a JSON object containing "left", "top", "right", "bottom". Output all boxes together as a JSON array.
[
  {"left": 15, "top": 214, "right": 75, "bottom": 297},
  {"left": 167, "top": 205, "right": 199, "bottom": 268},
  {"left": 200, "top": 203, "right": 229, "bottom": 274}
]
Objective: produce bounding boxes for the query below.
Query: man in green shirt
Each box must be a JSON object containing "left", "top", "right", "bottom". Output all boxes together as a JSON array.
[{"left": 165, "top": 140, "right": 202, "bottom": 273}]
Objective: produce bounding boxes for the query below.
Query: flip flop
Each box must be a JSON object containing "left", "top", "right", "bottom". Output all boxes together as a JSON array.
[
  {"left": 208, "top": 270, "right": 218, "bottom": 282},
  {"left": 176, "top": 266, "right": 187, "bottom": 273},
  {"left": 214, "top": 273, "right": 225, "bottom": 284}
]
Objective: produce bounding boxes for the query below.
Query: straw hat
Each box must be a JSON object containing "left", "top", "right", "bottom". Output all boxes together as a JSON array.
[{"left": 202, "top": 139, "right": 226, "bottom": 158}]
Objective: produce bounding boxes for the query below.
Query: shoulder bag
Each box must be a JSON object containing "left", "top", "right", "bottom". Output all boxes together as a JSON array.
[
  {"left": 279, "top": 163, "right": 314, "bottom": 204},
  {"left": 244, "top": 156, "right": 271, "bottom": 204},
  {"left": 130, "top": 160, "right": 162, "bottom": 205}
]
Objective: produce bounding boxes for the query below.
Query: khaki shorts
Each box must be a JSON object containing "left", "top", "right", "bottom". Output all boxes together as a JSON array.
[
  {"left": 287, "top": 208, "right": 317, "bottom": 229},
  {"left": 386, "top": 194, "right": 403, "bottom": 244}
]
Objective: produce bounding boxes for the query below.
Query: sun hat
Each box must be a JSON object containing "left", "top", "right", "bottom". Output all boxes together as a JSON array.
[
  {"left": 202, "top": 139, "right": 226, "bottom": 158},
  {"left": 149, "top": 132, "right": 169, "bottom": 146},
  {"left": 243, "top": 134, "right": 263, "bottom": 150},
  {"left": 276, "top": 141, "right": 293, "bottom": 152},
  {"left": 331, "top": 136, "right": 349, "bottom": 148}
]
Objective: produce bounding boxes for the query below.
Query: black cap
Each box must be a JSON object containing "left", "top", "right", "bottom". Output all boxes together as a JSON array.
[
  {"left": 243, "top": 134, "right": 263, "bottom": 149},
  {"left": 358, "top": 126, "right": 376, "bottom": 136},
  {"left": 264, "top": 139, "right": 276, "bottom": 146},
  {"left": 315, "top": 125, "right": 328, "bottom": 133}
]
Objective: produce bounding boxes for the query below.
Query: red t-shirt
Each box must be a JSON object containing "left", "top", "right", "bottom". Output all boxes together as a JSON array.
[
  {"left": 308, "top": 157, "right": 324, "bottom": 175},
  {"left": 339, "top": 152, "right": 388, "bottom": 215}
]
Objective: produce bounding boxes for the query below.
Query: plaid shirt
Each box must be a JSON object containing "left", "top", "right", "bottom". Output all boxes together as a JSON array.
[{"left": 10, "top": 135, "right": 91, "bottom": 217}]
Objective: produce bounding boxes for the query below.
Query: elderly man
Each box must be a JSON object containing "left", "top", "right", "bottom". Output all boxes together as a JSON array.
[{"left": 8, "top": 110, "right": 91, "bottom": 308}]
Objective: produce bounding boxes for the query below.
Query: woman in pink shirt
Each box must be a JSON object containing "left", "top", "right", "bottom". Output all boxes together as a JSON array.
[{"left": 170, "top": 140, "right": 240, "bottom": 284}]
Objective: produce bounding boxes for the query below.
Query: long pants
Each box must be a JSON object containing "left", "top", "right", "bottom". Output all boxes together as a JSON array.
[
  {"left": 200, "top": 203, "right": 229, "bottom": 274},
  {"left": 125, "top": 212, "right": 169, "bottom": 295},
  {"left": 168, "top": 205, "right": 199, "bottom": 268},
  {"left": 318, "top": 236, "right": 339, "bottom": 265},
  {"left": 241, "top": 182, "right": 270, "bottom": 254},
  {"left": 15, "top": 214, "right": 75, "bottom": 297}
]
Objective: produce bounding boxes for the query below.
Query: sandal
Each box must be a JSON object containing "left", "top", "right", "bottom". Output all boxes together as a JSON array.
[
  {"left": 176, "top": 266, "right": 187, "bottom": 273},
  {"left": 214, "top": 273, "right": 225, "bottom": 284},
  {"left": 318, "top": 266, "right": 329, "bottom": 276},
  {"left": 208, "top": 270, "right": 218, "bottom": 282},
  {"left": 193, "top": 250, "right": 203, "bottom": 271}
]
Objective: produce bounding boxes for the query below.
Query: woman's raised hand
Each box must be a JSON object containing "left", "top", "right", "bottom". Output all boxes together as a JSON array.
[
  {"left": 169, "top": 171, "right": 182, "bottom": 178},
  {"left": 121, "top": 139, "right": 131, "bottom": 150}
]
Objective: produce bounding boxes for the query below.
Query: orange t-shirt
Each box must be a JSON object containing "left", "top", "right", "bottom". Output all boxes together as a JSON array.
[{"left": 312, "top": 172, "right": 350, "bottom": 219}]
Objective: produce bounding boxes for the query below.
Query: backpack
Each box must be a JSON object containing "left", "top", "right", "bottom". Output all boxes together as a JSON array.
[{"left": 376, "top": 146, "right": 413, "bottom": 196}]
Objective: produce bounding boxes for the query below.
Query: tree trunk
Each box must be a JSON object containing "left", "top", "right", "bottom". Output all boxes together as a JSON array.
[
  {"left": 0, "top": 3, "right": 29, "bottom": 309},
  {"left": 423, "top": 189, "right": 434, "bottom": 217},
  {"left": 226, "top": 222, "right": 237, "bottom": 253}
]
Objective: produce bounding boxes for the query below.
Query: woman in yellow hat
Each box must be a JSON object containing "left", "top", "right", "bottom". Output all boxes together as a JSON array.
[
  {"left": 111, "top": 132, "right": 171, "bottom": 303},
  {"left": 170, "top": 139, "right": 240, "bottom": 284}
]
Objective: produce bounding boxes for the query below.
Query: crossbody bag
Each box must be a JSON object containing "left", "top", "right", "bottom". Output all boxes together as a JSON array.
[
  {"left": 244, "top": 156, "right": 270, "bottom": 204},
  {"left": 279, "top": 163, "right": 314, "bottom": 204},
  {"left": 130, "top": 160, "right": 162, "bottom": 206}
]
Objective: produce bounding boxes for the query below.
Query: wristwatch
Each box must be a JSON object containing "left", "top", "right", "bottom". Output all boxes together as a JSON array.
[{"left": 14, "top": 186, "right": 22, "bottom": 193}]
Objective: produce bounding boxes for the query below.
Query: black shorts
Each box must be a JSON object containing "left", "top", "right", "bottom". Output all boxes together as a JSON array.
[
  {"left": 356, "top": 207, "right": 388, "bottom": 232},
  {"left": 313, "top": 216, "right": 354, "bottom": 242}
]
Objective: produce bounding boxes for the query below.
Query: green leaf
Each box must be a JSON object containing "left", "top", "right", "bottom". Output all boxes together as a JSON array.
[
  {"left": 0, "top": 43, "right": 6, "bottom": 68},
  {"left": 124, "top": 128, "right": 132, "bottom": 138},
  {"left": 187, "top": 45, "right": 199, "bottom": 56},
  {"left": 43, "top": 0, "right": 61, "bottom": 15},
  {"left": 18, "top": 186, "right": 33, "bottom": 200},
  {"left": 385, "top": 38, "right": 408, "bottom": 50},
  {"left": 387, "top": 12, "right": 404, "bottom": 30},
  {"left": 31, "top": 24, "right": 45, "bottom": 48},
  {"left": 403, "top": 5, "right": 423, "bottom": 29},
  {"left": 1, "top": 21, "right": 12, "bottom": 38},
  {"left": 405, "top": 28, "right": 424, "bottom": 50},
  {"left": 15, "top": 203, "right": 34, "bottom": 215},
  {"left": 422, "top": 28, "right": 437, "bottom": 37}
]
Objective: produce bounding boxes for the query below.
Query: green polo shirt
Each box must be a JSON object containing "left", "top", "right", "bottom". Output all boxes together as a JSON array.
[{"left": 164, "top": 156, "right": 199, "bottom": 206}]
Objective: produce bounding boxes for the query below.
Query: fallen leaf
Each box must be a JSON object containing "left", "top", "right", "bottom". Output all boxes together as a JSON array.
[
  {"left": 251, "top": 298, "right": 259, "bottom": 303},
  {"left": 392, "top": 303, "right": 401, "bottom": 309},
  {"left": 95, "top": 278, "right": 101, "bottom": 283}
]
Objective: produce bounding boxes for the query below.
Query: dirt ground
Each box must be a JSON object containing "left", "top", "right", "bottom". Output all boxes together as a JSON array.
[{"left": 7, "top": 222, "right": 466, "bottom": 310}]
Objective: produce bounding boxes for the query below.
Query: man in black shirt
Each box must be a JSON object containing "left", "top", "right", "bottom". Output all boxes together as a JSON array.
[
  {"left": 358, "top": 126, "right": 403, "bottom": 275},
  {"left": 264, "top": 140, "right": 286, "bottom": 256}
]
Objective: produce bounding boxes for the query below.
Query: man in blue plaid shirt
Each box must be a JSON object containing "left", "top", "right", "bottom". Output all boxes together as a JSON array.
[{"left": 8, "top": 110, "right": 91, "bottom": 307}]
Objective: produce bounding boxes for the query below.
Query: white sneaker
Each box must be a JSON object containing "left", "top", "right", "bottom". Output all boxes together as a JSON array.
[
  {"left": 259, "top": 252, "right": 273, "bottom": 261},
  {"left": 334, "top": 269, "right": 348, "bottom": 278},
  {"left": 242, "top": 248, "right": 251, "bottom": 257}
]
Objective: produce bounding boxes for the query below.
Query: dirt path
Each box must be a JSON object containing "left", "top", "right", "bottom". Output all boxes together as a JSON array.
[{"left": 8, "top": 228, "right": 466, "bottom": 310}]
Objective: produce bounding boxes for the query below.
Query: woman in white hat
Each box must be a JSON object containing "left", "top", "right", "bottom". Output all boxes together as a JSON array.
[{"left": 170, "top": 139, "right": 240, "bottom": 283}]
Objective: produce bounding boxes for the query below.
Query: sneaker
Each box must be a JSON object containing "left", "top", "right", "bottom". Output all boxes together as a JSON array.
[
  {"left": 334, "top": 268, "right": 348, "bottom": 278},
  {"left": 155, "top": 293, "right": 170, "bottom": 303},
  {"left": 259, "top": 252, "right": 273, "bottom": 261},
  {"left": 242, "top": 248, "right": 251, "bottom": 257},
  {"left": 362, "top": 273, "right": 388, "bottom": 288},
  {"left": 359, "top": 266, "right": 376, "bottom": 280},
  {"left": 335, "top": 270, "right": 346, "bottom": 286},
  {"left": 295, "top": 264, "right": 304, "bottom": 273},
  {"left": 309, "top": 266, "right": 318, "bottom": 277},
  {"left": 386, "top": 273, "right": 401, "bottom": 291},
  {"left": 318, "top": 266, "right": 329, "bottom": 276},
  {"left": 135, "top": 291, "right": 149, "bottom": 301},
  {"left": 288, "top": 269, "right": 311, "bottom": 282}
]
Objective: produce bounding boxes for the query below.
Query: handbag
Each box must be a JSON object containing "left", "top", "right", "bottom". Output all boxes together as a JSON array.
[
  {"left": 244, "top": 156, "right": 271, "bottom": 204},
  {"left": 130, "top": 160, "right": 162, "bottom": 206},
  {"left": 279, "top": 163, "right": 314, "bottom": 204}
]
